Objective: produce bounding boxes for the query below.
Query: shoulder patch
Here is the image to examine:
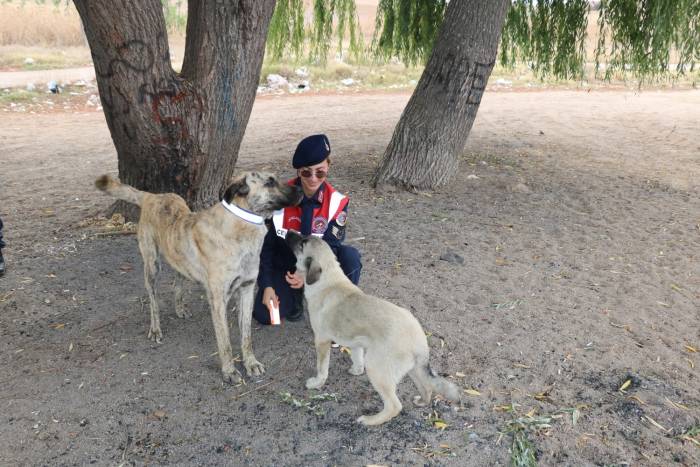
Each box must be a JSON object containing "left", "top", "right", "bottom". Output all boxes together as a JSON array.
[{"left": 335, "top": 211, "right": 347, "bottom": 226}]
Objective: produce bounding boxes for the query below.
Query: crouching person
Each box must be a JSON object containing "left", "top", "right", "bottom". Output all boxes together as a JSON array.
[{"left": 253, "top": 134, "right": 361, "bottom": 324}]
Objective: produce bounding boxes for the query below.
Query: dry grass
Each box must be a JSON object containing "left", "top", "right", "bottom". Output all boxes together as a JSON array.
[
  {"left": 0, "top": 45, "right": 92, "bottom": 71},
  {"left": 0, "top": 3, "right": 85, "bottom": 46}
]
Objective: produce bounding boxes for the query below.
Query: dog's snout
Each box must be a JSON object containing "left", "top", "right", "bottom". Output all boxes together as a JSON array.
[{"left": 288, "top": 185, "right": 303, "bottom": 205}]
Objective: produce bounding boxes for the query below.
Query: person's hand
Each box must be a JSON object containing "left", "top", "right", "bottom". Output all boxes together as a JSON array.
[
  {"left": 262, "top": 287, "right": 279, "bottom": 310},
  {"left": 285, "top": 271, "right": 304, "bottom": 289}
]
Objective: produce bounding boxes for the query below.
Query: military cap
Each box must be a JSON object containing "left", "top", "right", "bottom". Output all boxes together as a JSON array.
[{"left": 292, "top": 134, "right": 331, "bottom": 168}]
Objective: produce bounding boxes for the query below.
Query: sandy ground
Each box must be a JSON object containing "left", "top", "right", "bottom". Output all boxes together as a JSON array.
[{"left": 1, "top": 88, "right": 699, "bottom": 466}]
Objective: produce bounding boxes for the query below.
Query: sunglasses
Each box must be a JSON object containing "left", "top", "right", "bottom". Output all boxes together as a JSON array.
[{"left": 299, "top": 168, "right": 328, "bottom": 179}]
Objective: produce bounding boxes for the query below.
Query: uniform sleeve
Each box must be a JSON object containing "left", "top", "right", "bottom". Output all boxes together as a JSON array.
[
  {"left": 323, "top": 202, "right": 348, "bottom": 251},
  {"left": 258, "top": 224, "right": 277, "bottom": 290}
]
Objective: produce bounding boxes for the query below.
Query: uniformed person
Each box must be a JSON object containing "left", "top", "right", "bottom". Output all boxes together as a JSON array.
[{"left": 253, "top": 134, "right": 362, "bottom": 324}]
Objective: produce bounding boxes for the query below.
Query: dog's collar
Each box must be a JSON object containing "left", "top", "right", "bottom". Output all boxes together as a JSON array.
[{"left": 221, "top": 200, "right": 264, "bottom": 225}]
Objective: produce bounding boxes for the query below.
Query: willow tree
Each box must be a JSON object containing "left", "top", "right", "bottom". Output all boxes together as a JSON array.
[
  {"left": 367, "top": 0, "right": 699, "bottom": 189},
  {"left": 73, "top": 0, "right": 277, "bottom": 215}
]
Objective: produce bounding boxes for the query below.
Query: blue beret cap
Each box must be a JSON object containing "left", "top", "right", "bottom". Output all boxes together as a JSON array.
[{"left": 292, "top": 134, "right": 331, "bottom": 168}]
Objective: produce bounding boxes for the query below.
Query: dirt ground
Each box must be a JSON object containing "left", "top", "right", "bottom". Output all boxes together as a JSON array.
[{"left": 1, "top": 88, "right": 699, "bottom": 466}]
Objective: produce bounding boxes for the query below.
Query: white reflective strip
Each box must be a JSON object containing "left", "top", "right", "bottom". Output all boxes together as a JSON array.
[
  {"left": 328, "top": 191, "right": 346, "bottom": 220},
  {"left": 311, "top": 233, "right": 323, "bottom": 238},
  {"left": 272, "top": 209, "right": 287, "bottom": 238}
]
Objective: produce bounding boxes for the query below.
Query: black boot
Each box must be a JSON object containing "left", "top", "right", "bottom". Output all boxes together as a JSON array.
[
  {"left": 285, "top": 290, "right": 305, "bottom": 322},
  {"left": 0, "top": 250, "right": 5, "bottom": 277}
]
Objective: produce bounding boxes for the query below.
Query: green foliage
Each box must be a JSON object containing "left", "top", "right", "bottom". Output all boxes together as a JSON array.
[
  {"left": 267, "top": 0, "right": 305, "bottom": 61},
  {"left": 595, "top": 0, "right": 700, "bottom": 80},
  {"left": 501, "top": 0, "right": 589, "bottom": 80},
  {"left": 161, "top": 0, "right": 186, "bottom": 34},
  {"left": 267, "top": 0, "right": 364, "bottom": 64},
  {"left": 501, "top": 0, "right": 700, "bottom": 81},
  {"left": 373, "top": 0, "right": 446, "bottom": 66}
]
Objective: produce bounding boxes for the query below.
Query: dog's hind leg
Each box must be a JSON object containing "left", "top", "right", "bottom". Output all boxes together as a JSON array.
[
  {"left": 173, "top": 273, "right": 191, "bottom": 319},
  {"left": 357, "top": 360, "right": 403, "bottom": 426},
  {"left": 306, "top": 338, "right": 332, "bottom": 389},
  {"left": 237, "top": 279, "right": 265, "bottom": 377},
  {"left": 206, "top": 284, "right": 241, "bottom": 384},
  {"left": 348, "top": 347, "right": 365, "bottom": 376},
  {"left": 138, "top": 229, "right": 162, "bottom": 343},
  {"left": 408, "top": 366, "right": 433, "bottom": 407}
]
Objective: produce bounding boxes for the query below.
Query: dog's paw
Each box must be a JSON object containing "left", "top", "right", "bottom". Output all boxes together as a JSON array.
[
  {"left": 244, "top": 358, "right": 265, "bottom": 377},
  {"left": 305, "top": 376, "right": 326, "bottom": 389},
  {"left": 348, "top": 365, "right": 364, "bottom": 376},
  {"left": 222, "top": 368, "right": 243, "bottom": 385},
  {"left": 357, "top": 414, "right": 389, "bottom": 426},
  {"left": 147, "top": 327, "right": 162, "bottom": 343},
  {"left": 412, "top": 395, "right": 429, "bottom": 407}
]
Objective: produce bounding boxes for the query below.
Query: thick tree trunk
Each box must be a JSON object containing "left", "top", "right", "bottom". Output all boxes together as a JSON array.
[
  {"left": 372, "top": 0, "right": 510, "bottom": 190},
  {"left": 73, "top": 0, "right": 276, "bottom": 217}
]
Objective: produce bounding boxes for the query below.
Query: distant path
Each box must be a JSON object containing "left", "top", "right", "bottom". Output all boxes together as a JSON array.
[{"left": 0, "top": 66, "right": 95, "bottom": 88}]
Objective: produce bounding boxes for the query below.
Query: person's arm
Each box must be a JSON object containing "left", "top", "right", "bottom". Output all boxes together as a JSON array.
[{"left": 258, "top": 224, "right": 277, "bottom": 291}]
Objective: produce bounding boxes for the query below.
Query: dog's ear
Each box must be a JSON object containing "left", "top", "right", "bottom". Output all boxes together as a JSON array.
[
  {"left": 221, "top": 176, "right": 249, "bottom": 203},
  {"left": 305, "top": 256, "right": 322, "bottom": 285}
]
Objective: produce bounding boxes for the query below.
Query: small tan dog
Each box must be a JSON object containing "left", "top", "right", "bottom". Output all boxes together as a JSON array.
[
  {"left": 286, "top": 231, "right": 460, "bottom": 425},
  {"left": 96, "top": 172, "right": 301, "bottom": 383}
]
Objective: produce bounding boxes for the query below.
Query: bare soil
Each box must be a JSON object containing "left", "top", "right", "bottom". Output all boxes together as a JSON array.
[{"left": 1, "top": 89, "right": 699, "bottom": 466}]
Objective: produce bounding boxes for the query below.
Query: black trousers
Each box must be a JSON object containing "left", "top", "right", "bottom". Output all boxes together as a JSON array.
[
  {"left": 0, "top": 217, "right": 5, "bottom": 249},
  {"left": 253, "top": 244, "right": 362, "bottom": 325}
]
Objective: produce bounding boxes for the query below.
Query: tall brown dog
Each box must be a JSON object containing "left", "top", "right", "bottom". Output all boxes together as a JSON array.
[{"left": 96, "top": 172, "right": 301, "bottom": 383}]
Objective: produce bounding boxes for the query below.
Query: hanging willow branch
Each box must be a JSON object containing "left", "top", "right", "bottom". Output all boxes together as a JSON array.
[
  {"left": 372, "top": 0, "right": 446, "bottom": 66},
  {"left": 500, "top": 0, "right": 591, "bottom": 80},
  {"left": 266, "top": 0, "right": 364, "bottom": 63},
  {"left": 594, "top": 0, "right": 700, "bottom": 79},
  {"left": 500, "top": 0, "right": 700, "bottom": 81}
]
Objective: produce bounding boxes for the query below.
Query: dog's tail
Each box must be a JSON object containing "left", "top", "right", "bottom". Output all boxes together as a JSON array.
[
  {"left": 417, "top": 362, "right": 461, "bottom": 402},
  {"left": 95, "top": 175, "right": 145, "bottom": 206}
]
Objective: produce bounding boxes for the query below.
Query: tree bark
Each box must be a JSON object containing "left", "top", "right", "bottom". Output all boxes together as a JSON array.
[
  {"left": 73, "top": 0, "right": 276, "bottom": 217},
  {"left": 372, "top": 0, "right": 510, "bottom": 190}
]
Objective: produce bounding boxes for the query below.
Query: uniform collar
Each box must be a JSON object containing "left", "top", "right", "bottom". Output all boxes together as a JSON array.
[
  {"left": 293, "top": 178, "right": 327, "bottom": 205},
  {"left": 220, "top": 200, "right": 264, "bottom": 225}
]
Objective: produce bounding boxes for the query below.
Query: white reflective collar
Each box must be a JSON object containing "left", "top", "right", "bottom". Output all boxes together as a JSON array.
[{"left": 221, "top": 200, "right": 264, "bottom": 225}]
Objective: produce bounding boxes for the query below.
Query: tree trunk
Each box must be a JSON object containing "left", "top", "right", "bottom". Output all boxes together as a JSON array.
[
  {"left": 372, "top": 0, "right": 510, "bottom": 190},
  {"left": 73, "top": 0, "right": 276, "bottom": 217}
]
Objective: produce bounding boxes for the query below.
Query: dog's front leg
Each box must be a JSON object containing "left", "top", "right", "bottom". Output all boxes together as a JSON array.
[
  {"left": 207, "top": 286, "right": 241, "bottom": 384},
  {"left": 306, "top": 339, "right": 331, "bottom": 389},
  {"left": 348, "top": 347, "right": 365, "bottom": 375},
  {"left": 237, "top": 280, "right": 265, "bottom": 377}
]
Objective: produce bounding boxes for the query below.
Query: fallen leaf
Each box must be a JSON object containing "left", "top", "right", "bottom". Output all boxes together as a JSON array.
[
  {"left": 628, "top": 395, "right": 646, "bottom": 405},
  {"left": 455, "top": 372, "right": 466, "bottom": 378},
  {"left": 572, "top": 408, "right": 581, "bottom": 426},
  {"left": 513, "top": 363, "right": 531, "bottom": 369},
  {"left": 152, "top": 409, "right": 167, "bottom": 420},
  {"left": 68, "top": 342, "right": 73, "bottom": 352},
  {"left": 432, "top": 420, "right": 448, "bottom": 430},
  {"left": 684, "top": 345, "right": 697, "bottom": 353},
  {"left": 464, "top": 389, "right": 481, "bottom": 396},
  {"left": 644, "top": 415, "right": 670, "bottom": 432},
  {"left": 50, "top": 323, "right": 65, "bottom": 330},
  {"left": 619, "top": 379, "right": 632, "bottom": 392},
  {"left": 340, "top": 346, "right": 351, "bottom": 355}
]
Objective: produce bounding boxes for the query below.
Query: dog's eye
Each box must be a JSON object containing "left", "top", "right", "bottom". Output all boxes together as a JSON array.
[{"left": 265, "top": 177, "right": 276, "bottom": 187}]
